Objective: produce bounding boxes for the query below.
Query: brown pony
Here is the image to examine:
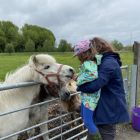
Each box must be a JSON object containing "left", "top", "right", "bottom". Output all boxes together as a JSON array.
[{"left": 28, "top": 80, "right": 81, "bottom": 140}]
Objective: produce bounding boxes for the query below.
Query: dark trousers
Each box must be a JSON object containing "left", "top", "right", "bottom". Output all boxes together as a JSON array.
[
  {"left": 86, "top": 124, "right": 116, "bottom": 140},
  {"left": 97, "top": 124, "right": 116, "bottom": 140}
]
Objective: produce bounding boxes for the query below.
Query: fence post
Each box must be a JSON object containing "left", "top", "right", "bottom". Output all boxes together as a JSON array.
[
  {"left": 133, "top": 41, "right": 140, "bottom": 105},
  {"left": 130, "top": 65, "right": 137, "bottom": 110}
]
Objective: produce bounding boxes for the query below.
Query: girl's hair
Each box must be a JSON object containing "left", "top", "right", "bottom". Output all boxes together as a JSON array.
[
  {"left": 77, "top": 47, "right": 96, "bottom": 63},
  {"left": 91, "top": 37, "right": 114, "bottom": 54}
]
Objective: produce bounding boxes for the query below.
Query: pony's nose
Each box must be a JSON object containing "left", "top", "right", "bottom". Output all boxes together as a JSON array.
[
  {"left": 69, "top": 68, "right": 74, "bottom": 74},
  {"left": 65, "top": 91, "right": 70, "bottom": 97},
  {"left": 60, "top": 91, "right": 71, "bottom": 101}
]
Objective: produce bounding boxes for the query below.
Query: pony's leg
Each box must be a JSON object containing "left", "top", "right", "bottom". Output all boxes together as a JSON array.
[
  {"left": 26, "top": 119, "right": 36, "bottom": 138},
  {"left": 40, "top": 123, "right": 49, "bottom": 140},
  {"left": 39, "top": 105, "right": 49, "bottom": 140},
  {"left": 28, "top": 104, "right": 41, "bottom": 138},
  {"left": 71, "top": 112, "right": 77, "bottom": 126},
  {"left": 27, "top": 128, "right": 36, "bottom": 138}
]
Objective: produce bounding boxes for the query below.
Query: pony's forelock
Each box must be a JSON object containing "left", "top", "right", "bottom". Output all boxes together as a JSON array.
[{"left": 29, "top": 54, "right": 56, "bottom": 66}]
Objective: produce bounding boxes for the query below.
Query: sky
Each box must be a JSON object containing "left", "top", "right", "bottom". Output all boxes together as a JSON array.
[{"left": 0, "top": 0, "right": 140, "bottom": 45}]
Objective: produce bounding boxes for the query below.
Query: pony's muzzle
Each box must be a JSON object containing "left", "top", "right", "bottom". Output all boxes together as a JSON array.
[
  {"left": 60, "top": 91, "right": 71, "bottom": 101},
  {"left": 69, "top": 68, "right": 74, "bottom": 74}
]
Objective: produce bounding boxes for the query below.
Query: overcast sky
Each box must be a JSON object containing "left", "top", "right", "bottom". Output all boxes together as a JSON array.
[{"left": 0, "top": 0, "right": 140, "bottom": 45}]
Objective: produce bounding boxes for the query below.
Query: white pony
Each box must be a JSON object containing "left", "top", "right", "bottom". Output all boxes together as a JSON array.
[{"left": 0, "top": 54, "right": 75, "bottom": 140}]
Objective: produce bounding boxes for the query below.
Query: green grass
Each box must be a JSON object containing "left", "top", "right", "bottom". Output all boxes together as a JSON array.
[
  {"left": 0, "top": 51, "right": 133, "bottom": 81},
  {"left": 119, "top": 51, "right": 133, "bottom": 67}
]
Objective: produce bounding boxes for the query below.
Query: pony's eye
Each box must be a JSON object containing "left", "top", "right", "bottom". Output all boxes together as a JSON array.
[{"left": 44, "top": 65, "right": 50, "bottom": 69}]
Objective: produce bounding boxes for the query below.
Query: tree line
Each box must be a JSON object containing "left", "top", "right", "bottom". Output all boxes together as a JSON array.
[
  {"left": 111, "top": 40, "right": 132, "bottom": 51},
  {"left": 0, "top": 20, "right": 132, "bottom": 53},
  {"left": 0, "top": 21, "right": 73, "bottom": 53}
]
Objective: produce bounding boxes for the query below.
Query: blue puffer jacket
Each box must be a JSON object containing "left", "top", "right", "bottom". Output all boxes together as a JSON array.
[{"left": 77, "top": 52, "right": 130, "bottom": 125}]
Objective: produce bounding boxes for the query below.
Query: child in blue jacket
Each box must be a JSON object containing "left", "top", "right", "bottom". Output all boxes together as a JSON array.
[{"left": 74, "top": 39, "right": 102, "bottom": 134}]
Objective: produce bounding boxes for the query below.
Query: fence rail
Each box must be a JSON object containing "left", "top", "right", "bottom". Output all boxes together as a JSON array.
[{"left": 0, "top": 81, "right": 40, "bottom": 91}]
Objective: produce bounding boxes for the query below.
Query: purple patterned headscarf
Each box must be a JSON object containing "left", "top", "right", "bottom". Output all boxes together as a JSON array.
[{"left": 74, "top": 39, "right": 94, "bottom": 56}]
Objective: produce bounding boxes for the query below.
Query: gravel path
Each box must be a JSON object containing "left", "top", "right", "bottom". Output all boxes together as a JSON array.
[
  {"left": 115, "top": 124, "right": 140, "bottom": 140},
  {"left": 81, "top": 124, "right": 140, "bottom": 140}
]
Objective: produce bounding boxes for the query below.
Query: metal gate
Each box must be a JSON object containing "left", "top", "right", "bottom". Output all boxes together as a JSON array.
[{"left": 0, "top": 65, "right": 131, "bottom": 140}]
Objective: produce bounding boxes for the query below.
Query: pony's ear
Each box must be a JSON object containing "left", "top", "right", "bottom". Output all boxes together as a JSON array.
[
  {"left": 29, "top": 55, "right": 39, "bottom": 66},
  {"left": 32, "top": 55, "right": 38, "bottom": 64}
]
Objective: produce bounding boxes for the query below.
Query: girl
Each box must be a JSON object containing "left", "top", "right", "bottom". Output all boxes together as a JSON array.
[{"left": 74, "top": 39, "right": 102, "bottom": 135}]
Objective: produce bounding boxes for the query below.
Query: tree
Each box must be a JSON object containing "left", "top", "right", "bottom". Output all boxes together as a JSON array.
[
  {"left": 0, "top": 20, "right": 56, "bottom": 52},
  {"left": 42, "top": 39, "right": 55, "bottom": 52},
  {"left": 25, "top": 39, "right": 35, "bottom": 52},
  {"left": 57, "top": 39, "right": 73, "bottom": 52},
  {"left": 0, "top": 29, "right": 6, "bottom": 52},
  {"left": 66, "top": 43, "right": 73, "bottom": 52},
  {"left": 14, "top": 34, "right": 25, "bottom": 52},
  {"left": 0, "top": 21, "right": 20, "bottom": 52},
  {"left": 5, "top": 43, "right": 15, "bottom": 54},
  {"left": 0, "top": 21, "right": 19, "bottom": 43},
  {"left": 58, "top": 39, "right": 67, "bottom": 52},
  {"left": 0, "top": 36, "right": 6, "bottom": 52},
  {"left": 111, "top": 40, "right": 124, "bottom": 51},
  {"left": 22, "top": 24, "right": 55, "bottom": 51}
]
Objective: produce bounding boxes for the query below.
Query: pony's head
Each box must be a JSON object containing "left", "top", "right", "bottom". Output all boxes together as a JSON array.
[
  {"left": 29, "top": 54, "right": 75, "bottom": 86},
  {"left": 60, "top": 80, "right": 81, "bottom": 112}
]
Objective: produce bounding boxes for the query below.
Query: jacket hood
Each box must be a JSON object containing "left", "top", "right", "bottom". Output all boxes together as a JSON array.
[{"left": 102, "top": 52, "right": 122, "bottom": 66}]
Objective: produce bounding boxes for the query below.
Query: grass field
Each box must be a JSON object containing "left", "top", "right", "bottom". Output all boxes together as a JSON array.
[{"left": 0, "top": 51, "right": 133, "bottom": 81}]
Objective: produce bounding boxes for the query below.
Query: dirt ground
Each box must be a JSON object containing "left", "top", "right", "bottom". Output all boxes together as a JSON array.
[{"left": 115, "top": 124, "right": 140, "bottom": 140}]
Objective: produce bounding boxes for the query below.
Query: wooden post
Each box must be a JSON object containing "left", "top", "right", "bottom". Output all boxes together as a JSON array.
[{"left": 133, "top": 41, "right": 140, "bottom": 105}]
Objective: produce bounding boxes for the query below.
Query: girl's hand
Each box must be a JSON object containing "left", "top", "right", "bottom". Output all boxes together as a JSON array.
[
  {"left": 77, "top": 86, "right": 80, "bottom": 91},
  {"left": 72, "top": 74, "right": 78, "bottom": 81}
]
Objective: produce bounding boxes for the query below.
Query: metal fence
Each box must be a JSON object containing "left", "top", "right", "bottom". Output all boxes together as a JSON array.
[
  {"left": 121, "top": 65, "right": 130, "bottom": 105},
  {"left": 0, "top": 65, "right": 130, "bottom": 140}
]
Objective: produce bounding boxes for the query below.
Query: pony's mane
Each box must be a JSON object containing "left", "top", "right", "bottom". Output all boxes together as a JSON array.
[
  {"left": 4, "top": 64, "right": 34, "bottom": 84},
  {"left": 5, "top": 64, "right": 26, "bottom": 79}
]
